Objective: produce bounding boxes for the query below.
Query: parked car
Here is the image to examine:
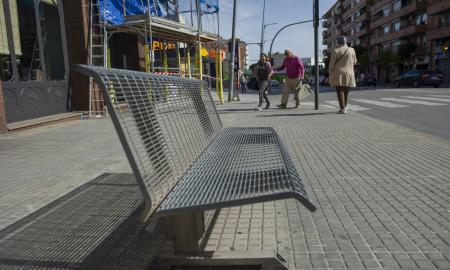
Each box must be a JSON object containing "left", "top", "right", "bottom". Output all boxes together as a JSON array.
[
  {"left": 270, "top": 80, "right": 280, "bottom": 87},
  {"left": 394, "top": 70, "right": 442, "bottom": 88},
  {"left": 357, "top": 74, "right": 377, "bottom": 87}
]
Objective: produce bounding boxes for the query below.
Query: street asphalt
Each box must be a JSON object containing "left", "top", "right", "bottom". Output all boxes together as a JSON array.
[{"left": 263, "top": 85, "right": 450, "bottom": 140}]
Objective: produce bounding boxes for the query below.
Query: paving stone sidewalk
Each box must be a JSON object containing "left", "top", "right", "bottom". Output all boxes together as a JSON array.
[{"left": 0, "top": 92, "right": 449, "bottom": 269}]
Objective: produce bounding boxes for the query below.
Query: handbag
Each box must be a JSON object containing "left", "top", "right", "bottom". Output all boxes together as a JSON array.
[
  {"left": 295, "top": 83, "right": 313, "bottom": 100},
  {"left": 332, "top": 47, "right": 349, "bottom": 71}
]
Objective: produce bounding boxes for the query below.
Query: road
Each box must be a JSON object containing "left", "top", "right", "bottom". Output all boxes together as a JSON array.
[{"left": 269, "top": 85, "right": 450, "bottom": 140}]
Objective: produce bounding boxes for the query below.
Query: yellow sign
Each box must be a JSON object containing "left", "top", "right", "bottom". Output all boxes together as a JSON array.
[
  {"left": 201, "top": 47, "right": 209, "bottom": 57},
  {"left": 152, "top": 41, "right": 175, "bottom": 50}
]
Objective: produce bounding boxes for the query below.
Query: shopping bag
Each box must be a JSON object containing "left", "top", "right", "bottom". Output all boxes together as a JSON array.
[{"left": 296, "top": 83, "right": 313, "bottom": 100}]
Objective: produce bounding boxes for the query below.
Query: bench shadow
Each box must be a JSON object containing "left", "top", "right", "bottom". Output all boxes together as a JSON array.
[{"left": 0, "top": 173, "right": 164, "bottom": 270}]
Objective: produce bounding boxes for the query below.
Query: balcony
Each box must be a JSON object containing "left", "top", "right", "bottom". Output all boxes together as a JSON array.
[
  {"left": 371, "top": 25, "right": 426, "bottom": 45},
  {"left": 343, "top": 13, "right": 368, "bottom": 32},
  {"left": 427, "top": 25, "right": 450, "bottom": 40},
  {"left": 427, "top": 0, "right": 450, "bottom": 16},
  {"left": 349, "top": 28, "right": 368, "bottom": 40},
  {"left": 370, "top": 0, "right": 393, "bottom": 14},
  {"left": 342, "top": 1, "right": 366, "bottom": 20},
  {"left": 370, "top": 2, "right": 427, "bottom": 29}
]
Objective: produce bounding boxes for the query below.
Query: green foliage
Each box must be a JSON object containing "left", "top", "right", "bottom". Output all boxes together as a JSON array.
[
  {"left": 398, "top": 42, "right": 417, "bottom": 62},
  {"left": 359, "top": 50, "right": 370, "bottom": 70},
  {"left": 378, "top": 50, "right": 394, "bottom": 68}
]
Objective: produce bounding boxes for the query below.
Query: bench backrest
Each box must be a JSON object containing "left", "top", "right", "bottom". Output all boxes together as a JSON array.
[{"left": 76, "top": 65, "right": 223, "bottom": 220}]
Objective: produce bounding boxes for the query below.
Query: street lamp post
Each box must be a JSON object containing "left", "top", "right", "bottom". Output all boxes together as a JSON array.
[{"left": 260, "top": 0, "right": 266, "bottom": 54}]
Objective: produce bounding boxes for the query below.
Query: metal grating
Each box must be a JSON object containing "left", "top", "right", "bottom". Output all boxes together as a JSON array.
[
  {"left": 75, "top": 65, "right": 316, "bottom": 221},
  {"left": 159, "top": 127, "right": 316, "bottom": 214},
  {"left": 0, "top": 173, "right": 161, "bottom": 270}
]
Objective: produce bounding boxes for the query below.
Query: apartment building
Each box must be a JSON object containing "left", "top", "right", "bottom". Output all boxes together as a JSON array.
[
  {"left": 324, "top": 0, "right": 450, "bottom": 83},
  {"left": 323, "top": 0, "right": 343, "bottom": 56},
  {"left": 427, "top": 0, "right": 450, "bottom": 83},
  {"left": 370, "top": 0, "right": 428, "bottom": 77},
  {"left": 342, "top": 0, "right": 370, "bottom": 48}
]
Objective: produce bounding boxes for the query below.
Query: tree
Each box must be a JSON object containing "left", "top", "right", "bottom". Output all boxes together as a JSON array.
[
  {"left": 398, "top": 42, "right": 417, "bottom": 63},
  {"left": 378, "top": 49, "right": 393, "bottom": 68}
]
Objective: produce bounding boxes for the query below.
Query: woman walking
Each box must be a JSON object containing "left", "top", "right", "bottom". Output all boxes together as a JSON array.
[{"left": 329, "top": 36, "right": 357, "bottom": 114}]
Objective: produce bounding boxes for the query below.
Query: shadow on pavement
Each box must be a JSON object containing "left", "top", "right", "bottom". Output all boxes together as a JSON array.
[{"left": 0, "top": 173, "right": 163, "bottom": 269}]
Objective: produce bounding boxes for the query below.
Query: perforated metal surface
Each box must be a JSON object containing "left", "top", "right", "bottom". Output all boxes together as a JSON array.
[
  {"left": 159, "top": 127, "right": 316, "bottom": 213},
  {"left": 75, "top": 65, "right": 316, "bottom": 219}
]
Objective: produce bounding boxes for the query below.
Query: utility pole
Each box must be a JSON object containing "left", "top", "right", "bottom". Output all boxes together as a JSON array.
[
  {"left": 196, "top": 0, "right": 202, "bottom": 79},
  {"left": 228, "top": 0, "right": 237, "bottom": 102},
  {"left": 260, "top": 0, "right": 266, "bottom": 54},
  {"left": 313, "top": 0, "right": 319, "bottom": 110}
]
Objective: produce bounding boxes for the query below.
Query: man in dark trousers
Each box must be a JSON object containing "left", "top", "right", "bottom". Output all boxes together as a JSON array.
[
  {"left": 273, "top": 49, "right": 305, "bottom": 109},
  {"left": 254, "top": 53, "right": 273, "bottom": 110}
]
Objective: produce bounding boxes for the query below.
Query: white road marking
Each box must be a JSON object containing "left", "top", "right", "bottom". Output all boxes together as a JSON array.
[
  {"left": 428, "top": 95, "right": 450, "bottom": 98},
  {"left": 351, "top": 99, "right": 408, "bottom": 108},
  {"left": 302, "top": 102, "right": 335, "bottom": 109},
  {"left": 381, "top": 98, "right": 446, "bottom": 106},
  {"left": 325, "top": 101, "right": 369, "bottom": 111},
  {"left": 402, "top": 96, "right": 450, "bottom": 102}
]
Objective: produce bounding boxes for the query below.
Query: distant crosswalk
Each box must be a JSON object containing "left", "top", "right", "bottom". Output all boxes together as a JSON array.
[{"left": 319, "top": 95, "right": 450, "bottom": 111}]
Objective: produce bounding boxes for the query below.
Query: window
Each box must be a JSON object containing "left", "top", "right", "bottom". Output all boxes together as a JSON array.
[
  {"left": 438, "top": 12, "right": 450, "bottom": 27},
  {"left": 383, "top": 6, "right": 390, "bottom": 17},
  {"left": 393, "top": 0, "right": 401, "bottom": 12},
  {"left": 38, "top": 0, "right": 66, "bottom": 80},
  {"left": 416, "top": 13, "right": 427, "bottom": 25},
  {"left": 392, "top": 20, "right": 401, "bottom": 32},
  {"left": 383, "top": 25, "right": 390, "bottom": 35},
  {"left": 392, "top": 40, "right": 401, "bottom": 52}
]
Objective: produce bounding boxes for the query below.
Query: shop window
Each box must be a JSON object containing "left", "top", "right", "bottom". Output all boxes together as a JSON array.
[
  {"left": 15, "top": 0, "right": 40, "bottom": 81},
  {"left": 38, "top": 0, "right": 66, "bottom": 80},
  {"left": 1, "top": 0, "right": 28, "bottom": 81}
]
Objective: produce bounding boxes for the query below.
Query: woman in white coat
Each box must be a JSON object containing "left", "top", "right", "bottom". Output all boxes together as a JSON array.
[{"left": 328, "top": 36, "right": 357, "bottom": 114}]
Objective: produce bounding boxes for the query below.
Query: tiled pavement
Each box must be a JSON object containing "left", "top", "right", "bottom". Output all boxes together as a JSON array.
[{"left": 0, "top": 92, "right": 449, "bottom": 269}]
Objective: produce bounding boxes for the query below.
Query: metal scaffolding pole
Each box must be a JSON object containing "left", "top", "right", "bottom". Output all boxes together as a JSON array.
[
  {"left": 228, "top": 0, "right": 237, "bottom": 102},
  {"left": 147, "top": 0, "right": 154, "bottom": 72}
]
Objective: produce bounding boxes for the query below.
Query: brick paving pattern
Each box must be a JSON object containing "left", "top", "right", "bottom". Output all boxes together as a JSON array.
[{"left": 0, "top": 93, "right": 449, "bottom": 269}]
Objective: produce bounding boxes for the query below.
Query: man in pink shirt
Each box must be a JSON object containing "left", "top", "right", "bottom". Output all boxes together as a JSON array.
[{"left": 274, "top": 49, "right": 305, "bottom": 109}]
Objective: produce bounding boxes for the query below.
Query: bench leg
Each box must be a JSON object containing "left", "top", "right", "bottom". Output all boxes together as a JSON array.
[{"left": 165, "top": 211, "right": 204, "bottom": 254}]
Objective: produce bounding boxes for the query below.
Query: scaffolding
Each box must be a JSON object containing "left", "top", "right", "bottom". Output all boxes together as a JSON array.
[{"left": 87, "top": 0, "right": 219, "bottom": 117}]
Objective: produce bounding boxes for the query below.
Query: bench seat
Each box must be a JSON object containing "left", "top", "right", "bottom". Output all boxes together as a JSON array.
[{"left": 158, "top": 127, "right": 316, "bottom": 215}]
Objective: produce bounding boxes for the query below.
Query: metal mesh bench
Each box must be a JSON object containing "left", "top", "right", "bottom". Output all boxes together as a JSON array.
[{"left": 76, "top": 65, "right": 316, "bottom": 255}]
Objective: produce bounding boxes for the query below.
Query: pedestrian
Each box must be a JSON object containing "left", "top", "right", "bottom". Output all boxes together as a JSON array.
[
  {"left": 255, "top": 53, "right": 272, "bottom": 110},
  {"left": 273, "top": 49, "right": 305, "bottom": 109},
  {"left": 328, "top": 36, "right": 357, "bottom": 114},
  {"left": 240, "top": 75, "right": 248, "bottom": 94}
]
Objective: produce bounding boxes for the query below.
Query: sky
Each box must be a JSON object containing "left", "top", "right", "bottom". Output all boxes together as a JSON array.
[{"left": 196, "top": 0, "right": 336, "bottom": 65}]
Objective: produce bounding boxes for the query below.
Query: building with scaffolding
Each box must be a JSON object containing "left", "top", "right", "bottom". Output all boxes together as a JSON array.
[{"left": 0, "top": 0, "right": 221, "bottom": 124}]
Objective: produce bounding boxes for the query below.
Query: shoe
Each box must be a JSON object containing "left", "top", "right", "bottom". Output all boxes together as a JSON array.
[
  {"left": 264, "top": 104, "right": 270, "bottom": 109},
  {"left": 344, "top": 106, "right": 348, "bottom": 113},
  {"left": 337, "top": 109, "right": 346, "bottom": 114},
  {"left": 295, "top": 102, "right": 300, "bottom": 109},
  {"left": 276, "top": 104, "right": 286, "bottom": 109},
  {"left": 255, "top": 106, "right": 263, "bottom": 111}
]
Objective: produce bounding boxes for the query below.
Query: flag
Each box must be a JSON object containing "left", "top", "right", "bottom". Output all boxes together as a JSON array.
[{"left": 200, "top": 0, "right": 219, "bottom": 14}]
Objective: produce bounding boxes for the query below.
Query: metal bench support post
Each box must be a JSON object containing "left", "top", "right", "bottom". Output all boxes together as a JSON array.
[{"left": 165, "top": 211, "right": 205, "bottom": 254}]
